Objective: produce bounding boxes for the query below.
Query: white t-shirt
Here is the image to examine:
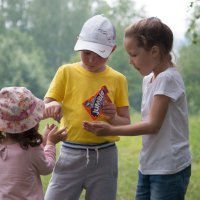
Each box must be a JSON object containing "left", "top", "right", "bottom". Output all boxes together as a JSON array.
[{"left": 139, "top": 67, "right": 192, "bottom": 175}]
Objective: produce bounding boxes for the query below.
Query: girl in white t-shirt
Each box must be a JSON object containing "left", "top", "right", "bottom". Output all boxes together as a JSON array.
[
  {"left": 0, "top": 87, "right": 67, "bottom": 200},
  {"left": 83, "top": 17, "right": 191, "bottom": 200}
]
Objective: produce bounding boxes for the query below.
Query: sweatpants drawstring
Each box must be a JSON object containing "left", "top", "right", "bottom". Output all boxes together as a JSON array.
[
  {"left": 95, "top": 148, "right": 99, "bottom": 164},
  {"left": 86, "top": 148, "right": 90, "bottom": 167},
  {"left": 86, "top": 148, "right": 99, "bottom": 167},
  {"left": 62, "top": 141, "right": 115, "bottom": 168}
]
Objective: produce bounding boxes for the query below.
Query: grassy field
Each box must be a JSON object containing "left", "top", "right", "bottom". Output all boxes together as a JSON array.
[{"left": 41, "top": 114, "right": 200, "bottom": 200}]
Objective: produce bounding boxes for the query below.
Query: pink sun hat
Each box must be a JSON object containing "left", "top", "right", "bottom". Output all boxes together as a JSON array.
[{"left": 0, "top": 87, "right": 45, "bottom": 133}]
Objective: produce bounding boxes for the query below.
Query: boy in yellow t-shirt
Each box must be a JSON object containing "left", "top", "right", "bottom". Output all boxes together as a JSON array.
[{"left": 44, "top": 14, "right": 130, "bottom": 200}]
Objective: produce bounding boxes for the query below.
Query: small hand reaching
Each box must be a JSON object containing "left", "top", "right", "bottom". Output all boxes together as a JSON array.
[
  {"left": 43, "top": 124, "right": 67, "bottom": 146},
  {"left": 43, "top": 124, "right": 55, "bottom": 145}
]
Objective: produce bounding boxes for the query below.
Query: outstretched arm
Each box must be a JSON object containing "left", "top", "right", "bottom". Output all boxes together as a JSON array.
[
  {"left": 83, "top": 95, "right": 170, "bottom": 136},
  {"left": 33, "top": 124, "right": 67, "bottom": 175}
]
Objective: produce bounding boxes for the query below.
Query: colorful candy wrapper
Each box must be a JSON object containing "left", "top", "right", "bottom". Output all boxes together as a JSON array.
[{"left": 82, "top": 86, "right": 111, "bottom": 120}]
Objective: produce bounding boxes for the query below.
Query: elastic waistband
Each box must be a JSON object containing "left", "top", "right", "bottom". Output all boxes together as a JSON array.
[{"left": 62, "top": 141, "right": 115, "bottom": 151}]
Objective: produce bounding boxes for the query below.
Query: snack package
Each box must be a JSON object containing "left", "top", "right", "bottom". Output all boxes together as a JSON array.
[{"left": 82, "top": 86, "right": 111, "bottom": 120}]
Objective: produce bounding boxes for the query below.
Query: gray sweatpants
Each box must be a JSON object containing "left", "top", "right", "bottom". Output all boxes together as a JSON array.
[{"left": 44, "top": 143, "right": 118, "bottom": 200}]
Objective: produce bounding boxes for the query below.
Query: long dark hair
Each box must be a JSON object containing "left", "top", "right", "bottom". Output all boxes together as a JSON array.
[{"left": 0, "top": 127, "right": 43, "bottom": 150}]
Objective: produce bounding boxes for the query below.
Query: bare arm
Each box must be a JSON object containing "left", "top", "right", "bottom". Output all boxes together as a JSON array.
[{"left": 83, "top": 95, "right": 170, "bottom": 136}]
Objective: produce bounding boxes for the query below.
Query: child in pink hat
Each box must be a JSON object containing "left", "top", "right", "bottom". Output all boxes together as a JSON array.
[{"left": 0, "top": 87, "right": 67, "bottom": 200}]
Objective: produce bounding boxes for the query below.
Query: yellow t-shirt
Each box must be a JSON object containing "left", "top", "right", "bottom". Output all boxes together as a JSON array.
[{"left": 45, "top": 62, "right": 129, "bottom": 144}]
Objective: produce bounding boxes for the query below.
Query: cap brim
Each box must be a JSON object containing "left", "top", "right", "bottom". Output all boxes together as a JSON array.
[{"left": 74, "top": 39, "right": 113, "bottom": 58}]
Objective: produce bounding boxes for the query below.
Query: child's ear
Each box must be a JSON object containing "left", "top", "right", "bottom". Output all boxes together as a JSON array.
[{"left": 151, "top": 45, "right": 159, "bottom": 57}]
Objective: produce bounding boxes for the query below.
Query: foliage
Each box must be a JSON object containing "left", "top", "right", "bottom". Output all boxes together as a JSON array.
[
  {"left": 177, "top": 43, "right": 200, "bottom": 114},
  {"left": 187, "top": 0, "right": 200, "bottom": 44},
  {"left": 0, "top": 0, "right": 30, "bottom": 31},
  {"left": 186, "top": 115, "right": 200, "bottom": 200},
  {"left": 0, "top": 0, "right": 198, "bottom": 113},
  {"left": 0, "top": 28, "right": 48, "bottom": 98},
  {"left": 27, "top": 0, "right": 97, "bottom": 76},
  {"left": 0, "top": 0, "right": 143, "bottom": 107}
]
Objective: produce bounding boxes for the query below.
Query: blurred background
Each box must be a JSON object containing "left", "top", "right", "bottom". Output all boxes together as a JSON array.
[
  {"left": 1, "top": 0, "right": 199, "bottom": 199},
  {"left": 0, "top": 0, "right": 199, "bottom": 115}
]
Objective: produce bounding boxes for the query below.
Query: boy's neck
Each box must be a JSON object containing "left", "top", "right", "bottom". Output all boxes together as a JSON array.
[{"left": 80, "top": 62, "right": 106, "bottom": 73}]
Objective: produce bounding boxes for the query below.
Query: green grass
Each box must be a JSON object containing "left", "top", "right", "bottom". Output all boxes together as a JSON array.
[
  {"left": 185, "top": 115, "right": 200, "bottom": 200},
  {"left": 41, "top": 114, "right": 200, "bottom": 200}
]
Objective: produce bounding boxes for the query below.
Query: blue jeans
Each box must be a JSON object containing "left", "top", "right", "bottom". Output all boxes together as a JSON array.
[{"left": 135, "top": 165, "right": 191, "bottom": 200}]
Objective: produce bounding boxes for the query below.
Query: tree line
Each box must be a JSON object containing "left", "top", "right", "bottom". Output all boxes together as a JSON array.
[{"left": 0, "top": 0, "right": 199, "bottom": 114}]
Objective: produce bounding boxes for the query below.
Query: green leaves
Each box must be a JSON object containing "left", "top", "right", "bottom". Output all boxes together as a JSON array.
[
  {"left": 178, "top": 43, "right": 200, "bottom": 114},
  {"left": 0, "top": 28, "right": 48, "bottom": 98},
  {"left": 187, "top": 0, "right": 200, "bottom": 44}
]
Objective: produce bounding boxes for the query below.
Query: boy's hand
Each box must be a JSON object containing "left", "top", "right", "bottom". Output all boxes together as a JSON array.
[
  {"left": 43, "top": 101, "right": 63, "bottom": 122},
  {"left": 82, "top": 121, "right": 113, "bottom": 136},
  {"left": 102, "top": 102, "right": 116, "bottom": 121}
]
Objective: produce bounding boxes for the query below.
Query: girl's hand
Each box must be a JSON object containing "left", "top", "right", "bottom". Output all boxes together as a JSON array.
[
  {"left": 43, "top": 101, "right": 63, "bottom": 122},
  {"left": 102, "top": 102, "right": 116, "bottom": 121},
  {"left": 46, "top": 126, "right": 67, "bottom": 145},
  {"left": 42, "top": 124, "right": 56, "bottom": 146},
  {"left": 82, "top": 121, "right": 113, "bottom": 136}
]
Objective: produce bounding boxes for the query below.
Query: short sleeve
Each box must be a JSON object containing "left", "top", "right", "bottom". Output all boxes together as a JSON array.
[
  {"left": 153, "top": 71, "right": 185, "bottom": 102},
  {"left": 45, "top": 65, "right": 66, "bottom": 102},
  {"left": 115, "top": 75, "right": 129, "bottom": 107}
]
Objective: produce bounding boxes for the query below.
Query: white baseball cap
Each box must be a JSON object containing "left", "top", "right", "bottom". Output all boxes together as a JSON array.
[{"left": 74, "top": 14, "right": 116, "bottom": 58}]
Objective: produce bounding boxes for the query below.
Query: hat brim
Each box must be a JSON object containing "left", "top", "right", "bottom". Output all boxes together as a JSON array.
[
  {"left": 0, "top": 97, "right": 44, "bottom": 134},
  {"left": 74, "top": 39, "right": 113, "bottom": 58}
]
